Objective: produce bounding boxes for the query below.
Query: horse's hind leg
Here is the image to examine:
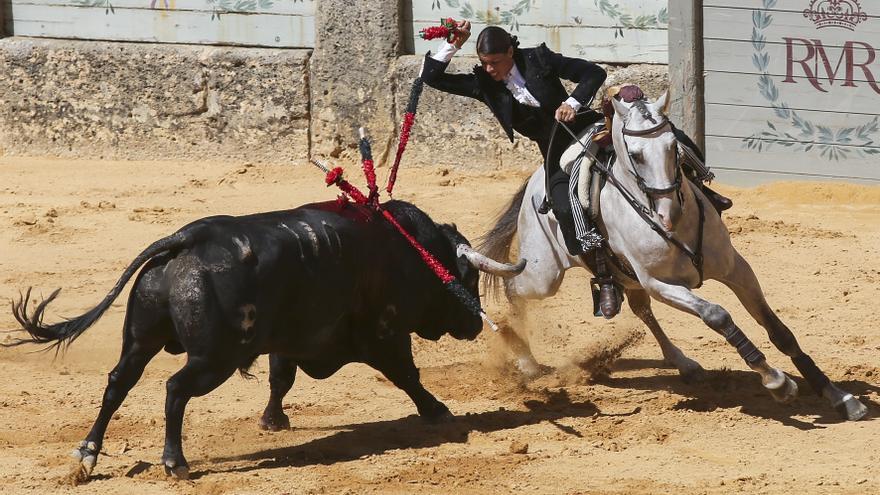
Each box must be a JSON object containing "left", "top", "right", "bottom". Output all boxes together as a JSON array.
[
  {"left": 719, "top": 252, "right": 867, "bottom": 421},
  {"left": 626, "top": 289, "right": 705, "bottom": 382},
  {"left": 643, "top": 278, "right": 796, "bottom": 404}
]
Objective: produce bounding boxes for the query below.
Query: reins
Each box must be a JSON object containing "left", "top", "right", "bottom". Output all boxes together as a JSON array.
[{"left": 558, "top": 112, "right": 707, "bottom": 286}]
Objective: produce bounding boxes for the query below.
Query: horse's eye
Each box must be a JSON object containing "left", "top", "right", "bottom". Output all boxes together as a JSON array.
[{"left": 629, "top": 152, "right": 642, "bottom": 162}]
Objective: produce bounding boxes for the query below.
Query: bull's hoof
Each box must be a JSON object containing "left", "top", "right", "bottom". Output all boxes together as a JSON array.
[
  {"left": 419, "top": 402, "right": 453, "bottom": 424},
  {"left": 163, "top": 459, "right": 190, "bottom": 480},
  {"left": 834, "top": 394, "right": 868, "bottom": 421},
  {"left": 767, "top": 374, "right": 798, "bottom": 405},
  {"left": 68, "top": 440, "right": 98, "bottom": 484},
  {"left": 260, "top": 409, "right": 291, "bottom": 432},
  {"left": 165, "top": 464, "right": 190, "bottom": 480}
]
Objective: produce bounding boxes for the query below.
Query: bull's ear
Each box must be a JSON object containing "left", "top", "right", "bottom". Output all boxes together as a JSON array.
[{"left": 611, "top": 97, "right": 630, "bottom": 119}]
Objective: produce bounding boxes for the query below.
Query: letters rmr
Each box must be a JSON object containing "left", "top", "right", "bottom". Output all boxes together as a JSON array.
[{"left": 783, "top": 37, "right": 880, "bottom": 95}]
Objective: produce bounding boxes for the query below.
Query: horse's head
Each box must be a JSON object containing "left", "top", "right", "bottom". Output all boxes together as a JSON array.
[{"left": 610, "top": 90, "right": 683, "bottom": 232}]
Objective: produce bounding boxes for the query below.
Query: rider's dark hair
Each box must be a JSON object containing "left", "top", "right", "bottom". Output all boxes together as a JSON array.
[{"left": 476, "top": 26, "right": 519, "bottom": 55}]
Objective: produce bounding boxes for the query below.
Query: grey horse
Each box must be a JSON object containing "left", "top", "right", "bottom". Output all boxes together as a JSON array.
[{"left": 472, "top": 91, "right": 868, "bottom": 421}]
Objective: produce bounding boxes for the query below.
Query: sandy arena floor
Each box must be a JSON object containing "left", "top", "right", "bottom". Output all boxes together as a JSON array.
[{"left": 1, "top": 156, "right": 878, "bottom": 494}]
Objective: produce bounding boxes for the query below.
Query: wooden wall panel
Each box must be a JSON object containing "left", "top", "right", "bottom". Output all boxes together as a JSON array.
[
  {"left": 6, "top": 0, "right": 316, "bottom": 47},
  {"left": 411, "top": 0, "right": 670, "bottom": 63},
  {"left": 703, "top": 0, "right": 880, "bottom": 183}
]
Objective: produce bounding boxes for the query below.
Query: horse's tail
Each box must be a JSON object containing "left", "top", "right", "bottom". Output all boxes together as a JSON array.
[
  {"left": 477, "top": 177, "right": 528, "bottom": 299},
  {"left": 7, "top": 229, "right": 195, "bottom": 351}
]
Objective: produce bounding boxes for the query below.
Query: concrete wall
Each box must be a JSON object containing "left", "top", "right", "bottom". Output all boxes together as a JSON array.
[
  {"left": 0, "top": 38, "right": 311, "bottom": 161},
  {"left": 0, "top": 0, "right": 670, "bottom": 167}
]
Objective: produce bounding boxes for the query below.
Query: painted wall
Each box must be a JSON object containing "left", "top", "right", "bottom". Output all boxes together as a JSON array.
[
  {"left": 3, "top": 0, "right": 316, "bottom": 47},
  {"left": 409, "top": 0, "right": 669, "bottom": 63},
  {"left": 703, "top": 0, "right": 880, "bottom": 183}
]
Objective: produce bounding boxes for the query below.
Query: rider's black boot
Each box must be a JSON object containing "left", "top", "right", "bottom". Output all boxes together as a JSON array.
[
  {"left": 702, "top": 185, "right": 733, "bottom": 213},
  {"left": 587, "top": 250, "right": 621, "bottom": 319}
]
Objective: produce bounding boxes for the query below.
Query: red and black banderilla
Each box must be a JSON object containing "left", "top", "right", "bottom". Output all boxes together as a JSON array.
[{"left": 310, "top": 132, "right": 499, "bottom": 331}]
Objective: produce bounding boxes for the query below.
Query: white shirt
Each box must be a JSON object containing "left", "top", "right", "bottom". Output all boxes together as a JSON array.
[{"left": 428, "top": 41, "right": 582, "bottom": 111}]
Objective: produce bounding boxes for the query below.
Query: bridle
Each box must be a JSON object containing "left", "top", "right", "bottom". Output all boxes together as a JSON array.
[
  {"left": 619, "top": 107, "right": 683, "bottom": 209},
  {"left": 598, "top": 103, "right": 707, "bottom": 285},
  {"left": 546, "top": 101, "right": 708, "bottom": 286}
]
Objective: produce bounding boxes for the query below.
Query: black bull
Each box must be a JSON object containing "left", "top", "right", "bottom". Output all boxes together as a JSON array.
[{"left": 10, "top": 199, "right": 520, "bottom": 480}]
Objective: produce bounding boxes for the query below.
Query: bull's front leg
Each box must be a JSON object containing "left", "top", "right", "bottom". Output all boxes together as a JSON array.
[
  {"left": 366, "top": 333, "right": 452, "bottom": 422},
  {"left": 260, "top": 354, "right": 297, "bottom": 431}
]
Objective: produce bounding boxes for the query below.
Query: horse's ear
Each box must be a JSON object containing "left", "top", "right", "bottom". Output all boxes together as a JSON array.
[
  {"left": 655, "top": 90, "right": 670, "bottom": 115},
  {"left": 611, "top": 97, "right": 630, "bottom": 119}
]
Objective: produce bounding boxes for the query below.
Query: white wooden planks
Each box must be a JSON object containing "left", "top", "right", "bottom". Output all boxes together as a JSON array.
[
  {"left": 411, "top": 0, "right": 669, "bottom": 63},
  {"left": 706, "top": 136, "right": 879, "bottom": 181},
  {"left": 703, "top": 1, "right": 880, "bottom": 183},
  {"left": 705, "top": 72, "right": 880, "bottom": 116},
  {"left": 6, "top": 0, "right": 316, "bottom": 47},
  {"left": 10, "top": 0, "right": 315, "bottom": 15}
]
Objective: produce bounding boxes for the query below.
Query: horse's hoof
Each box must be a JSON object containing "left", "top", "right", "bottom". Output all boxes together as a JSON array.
[
  {"left": 767, "top": 375, "right": 798, "bottom": 405},
  {"left": 675, "top": 358, "right": 706, "bottom": 384},
  {"left": 834, "top": 394, "right": 868, "bottom": 421},
  {"left": 515, "top": 357, "right": 552, "bottom": 379}
]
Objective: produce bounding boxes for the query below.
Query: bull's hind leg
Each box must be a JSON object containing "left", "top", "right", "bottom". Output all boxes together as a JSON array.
[
  {"left": 720, "top": 252, "right": 867, "bottom": 421},
  {"left": 71, "top": 286, "right": 168, "bottom": 482},
  {"left": 260, "top": 354, "right": 297, "bottom": 431},
  {"left": 643, "top": 278, "right": 796, "bottom": 404},
  {"left": 162, "top": 358, "right": 237, "bottom": 479},
  {"left": 72, "top": 341, "right": 163, "bottom": 481},
  {"left": 626, "top": 289, "right": 705, "bottom": 382}
]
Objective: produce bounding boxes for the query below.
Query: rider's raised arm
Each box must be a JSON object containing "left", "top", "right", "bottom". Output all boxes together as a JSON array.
[
  {"left": 419, "top": 20, "right": 483, "bottom": 100},
  {"left": 540, "top": 45, "right": 607, "bottom": 111}
]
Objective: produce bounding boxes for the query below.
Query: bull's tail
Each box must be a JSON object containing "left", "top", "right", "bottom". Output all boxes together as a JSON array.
[
  {"left": 477, "top": 178, "right": 528, "bottom": 299},
  {"left": 8, "top": 230, "right": 193, "bottom": 351}
]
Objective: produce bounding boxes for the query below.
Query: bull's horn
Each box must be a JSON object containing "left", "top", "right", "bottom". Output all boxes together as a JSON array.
[{"left": 456, "top": 244, "right": 526, "bottom": 278}]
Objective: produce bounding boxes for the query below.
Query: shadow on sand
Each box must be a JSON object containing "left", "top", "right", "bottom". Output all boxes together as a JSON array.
[
  {"left": 128, "top": 358, "right": 876, "bottom": 479},
  {"left": 603, "top": 358, "right": 879, "bottom": 430},
  {"left": 191, "top": 389, "right": 625, "bottom": 478}
]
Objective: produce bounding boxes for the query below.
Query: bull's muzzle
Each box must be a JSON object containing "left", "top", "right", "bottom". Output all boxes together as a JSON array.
[{"left": 456, "top": 244, "right": 527, "bottom": 278}]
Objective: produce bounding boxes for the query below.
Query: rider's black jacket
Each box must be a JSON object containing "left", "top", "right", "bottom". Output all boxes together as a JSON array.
[{"left": 420, "top": 44, "right": 606, "bottom": 165}]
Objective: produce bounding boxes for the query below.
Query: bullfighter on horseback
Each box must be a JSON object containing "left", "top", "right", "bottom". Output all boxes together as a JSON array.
[{"left": 419, "top": 21, "right": 732, "bottom": 318}]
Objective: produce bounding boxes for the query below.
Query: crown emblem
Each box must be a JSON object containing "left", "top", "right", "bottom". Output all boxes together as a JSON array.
[{"left": 803, "top": 0, "right": 868, "bottom": 31}]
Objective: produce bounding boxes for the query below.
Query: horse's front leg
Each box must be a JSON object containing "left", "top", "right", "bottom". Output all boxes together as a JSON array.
[
  {"left": 718, "top": 252, "right": 867, "bottom": 421},
  {"left": 626, "top": 288, "right": 705, "bottom": 382},
  {"left": 496, "top": 203, "right": 575, "bottom": 378},
  {"left": 642, "top": 277, "right": 800, "bottom": 407},
  {"left": 500, "top": 263, "right": 564, "bottom": 378}
]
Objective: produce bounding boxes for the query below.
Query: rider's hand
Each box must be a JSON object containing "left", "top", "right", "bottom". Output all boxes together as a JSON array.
[
  {"left": 451, "top": 20, "right": 471, "bottom": 49},
  {"left": 555, "top": 103, "right": 576, "bottom": 123}
]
